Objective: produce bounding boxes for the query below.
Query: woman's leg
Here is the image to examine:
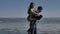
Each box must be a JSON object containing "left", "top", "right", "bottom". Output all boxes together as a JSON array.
[{"left": 27, "top": 21, "right": 34, "bottom": 34}]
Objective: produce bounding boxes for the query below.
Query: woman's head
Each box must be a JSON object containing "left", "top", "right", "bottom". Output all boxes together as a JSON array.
[
  {"left": 29, "top": 2, "right": 34, "bottom": 8},
  {"left": 28, "top": 2, "right": 35, "bottom": 14}
]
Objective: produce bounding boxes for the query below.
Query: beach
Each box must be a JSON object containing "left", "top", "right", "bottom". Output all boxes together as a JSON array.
[{"left": 0, "top": 18, "right": 60, "bottom": 34}]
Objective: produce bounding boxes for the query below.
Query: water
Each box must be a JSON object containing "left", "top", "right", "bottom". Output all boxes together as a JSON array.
[{"left": 0, "top": 18, "right": 60, "bottom": 34}]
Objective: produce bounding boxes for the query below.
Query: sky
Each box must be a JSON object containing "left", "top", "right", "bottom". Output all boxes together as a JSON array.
[{"left": 0, "top": 0, "right": 60, "bottom": 18}]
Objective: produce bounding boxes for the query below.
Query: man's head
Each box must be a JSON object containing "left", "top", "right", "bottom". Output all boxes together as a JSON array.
[{"left": 37, "top": 6, "right": 43, "bottom": 12}]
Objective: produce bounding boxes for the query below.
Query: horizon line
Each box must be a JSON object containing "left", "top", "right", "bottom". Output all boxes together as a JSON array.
[{"left": 0, "top": 17, "right": 60, "bottom": 18}]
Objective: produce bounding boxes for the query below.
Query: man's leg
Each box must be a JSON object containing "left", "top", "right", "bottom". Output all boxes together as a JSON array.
[
  {"left": 27, "top": 20, "right": 37, "bottom": 34},
  {"left": 34, "top": 23, "right": 37, "bottom": 34},
  {"left": 33, "top": 20, "right": 37, "bottom": 34}
]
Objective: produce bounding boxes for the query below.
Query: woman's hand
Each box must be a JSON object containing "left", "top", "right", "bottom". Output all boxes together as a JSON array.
[{"left": 35, "top": 13, "right": 39, "bottom": 16}]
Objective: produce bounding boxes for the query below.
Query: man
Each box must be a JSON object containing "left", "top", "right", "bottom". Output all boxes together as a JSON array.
[{"left": 27, "top": 6, "right": 43, "bottom": 34}]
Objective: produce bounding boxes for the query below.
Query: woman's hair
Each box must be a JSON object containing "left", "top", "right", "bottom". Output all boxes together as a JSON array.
[{"left": 28, "top": 2, "right": 34, "bottom": 14}]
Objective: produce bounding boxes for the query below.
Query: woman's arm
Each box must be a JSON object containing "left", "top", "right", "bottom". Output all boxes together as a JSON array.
[{"left": 30, "top": 9, "right": 38, "bottom": 15}]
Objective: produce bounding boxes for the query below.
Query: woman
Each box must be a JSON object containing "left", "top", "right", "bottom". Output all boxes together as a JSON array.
[
  {"left": 27, "top": 2, "right": 37, "bottom": 21},
  {"left": 27, "top": 2, "right": 37, "bottom": 34}
]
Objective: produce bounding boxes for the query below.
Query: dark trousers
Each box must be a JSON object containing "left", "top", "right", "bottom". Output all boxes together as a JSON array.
[{"left": 27, "top": 20, "right": 37, "bottom": 34}]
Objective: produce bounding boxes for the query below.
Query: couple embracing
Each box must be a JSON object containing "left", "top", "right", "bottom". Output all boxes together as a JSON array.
[{"left": 27, "top": 2, "right": 43, "bottom": 34}]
